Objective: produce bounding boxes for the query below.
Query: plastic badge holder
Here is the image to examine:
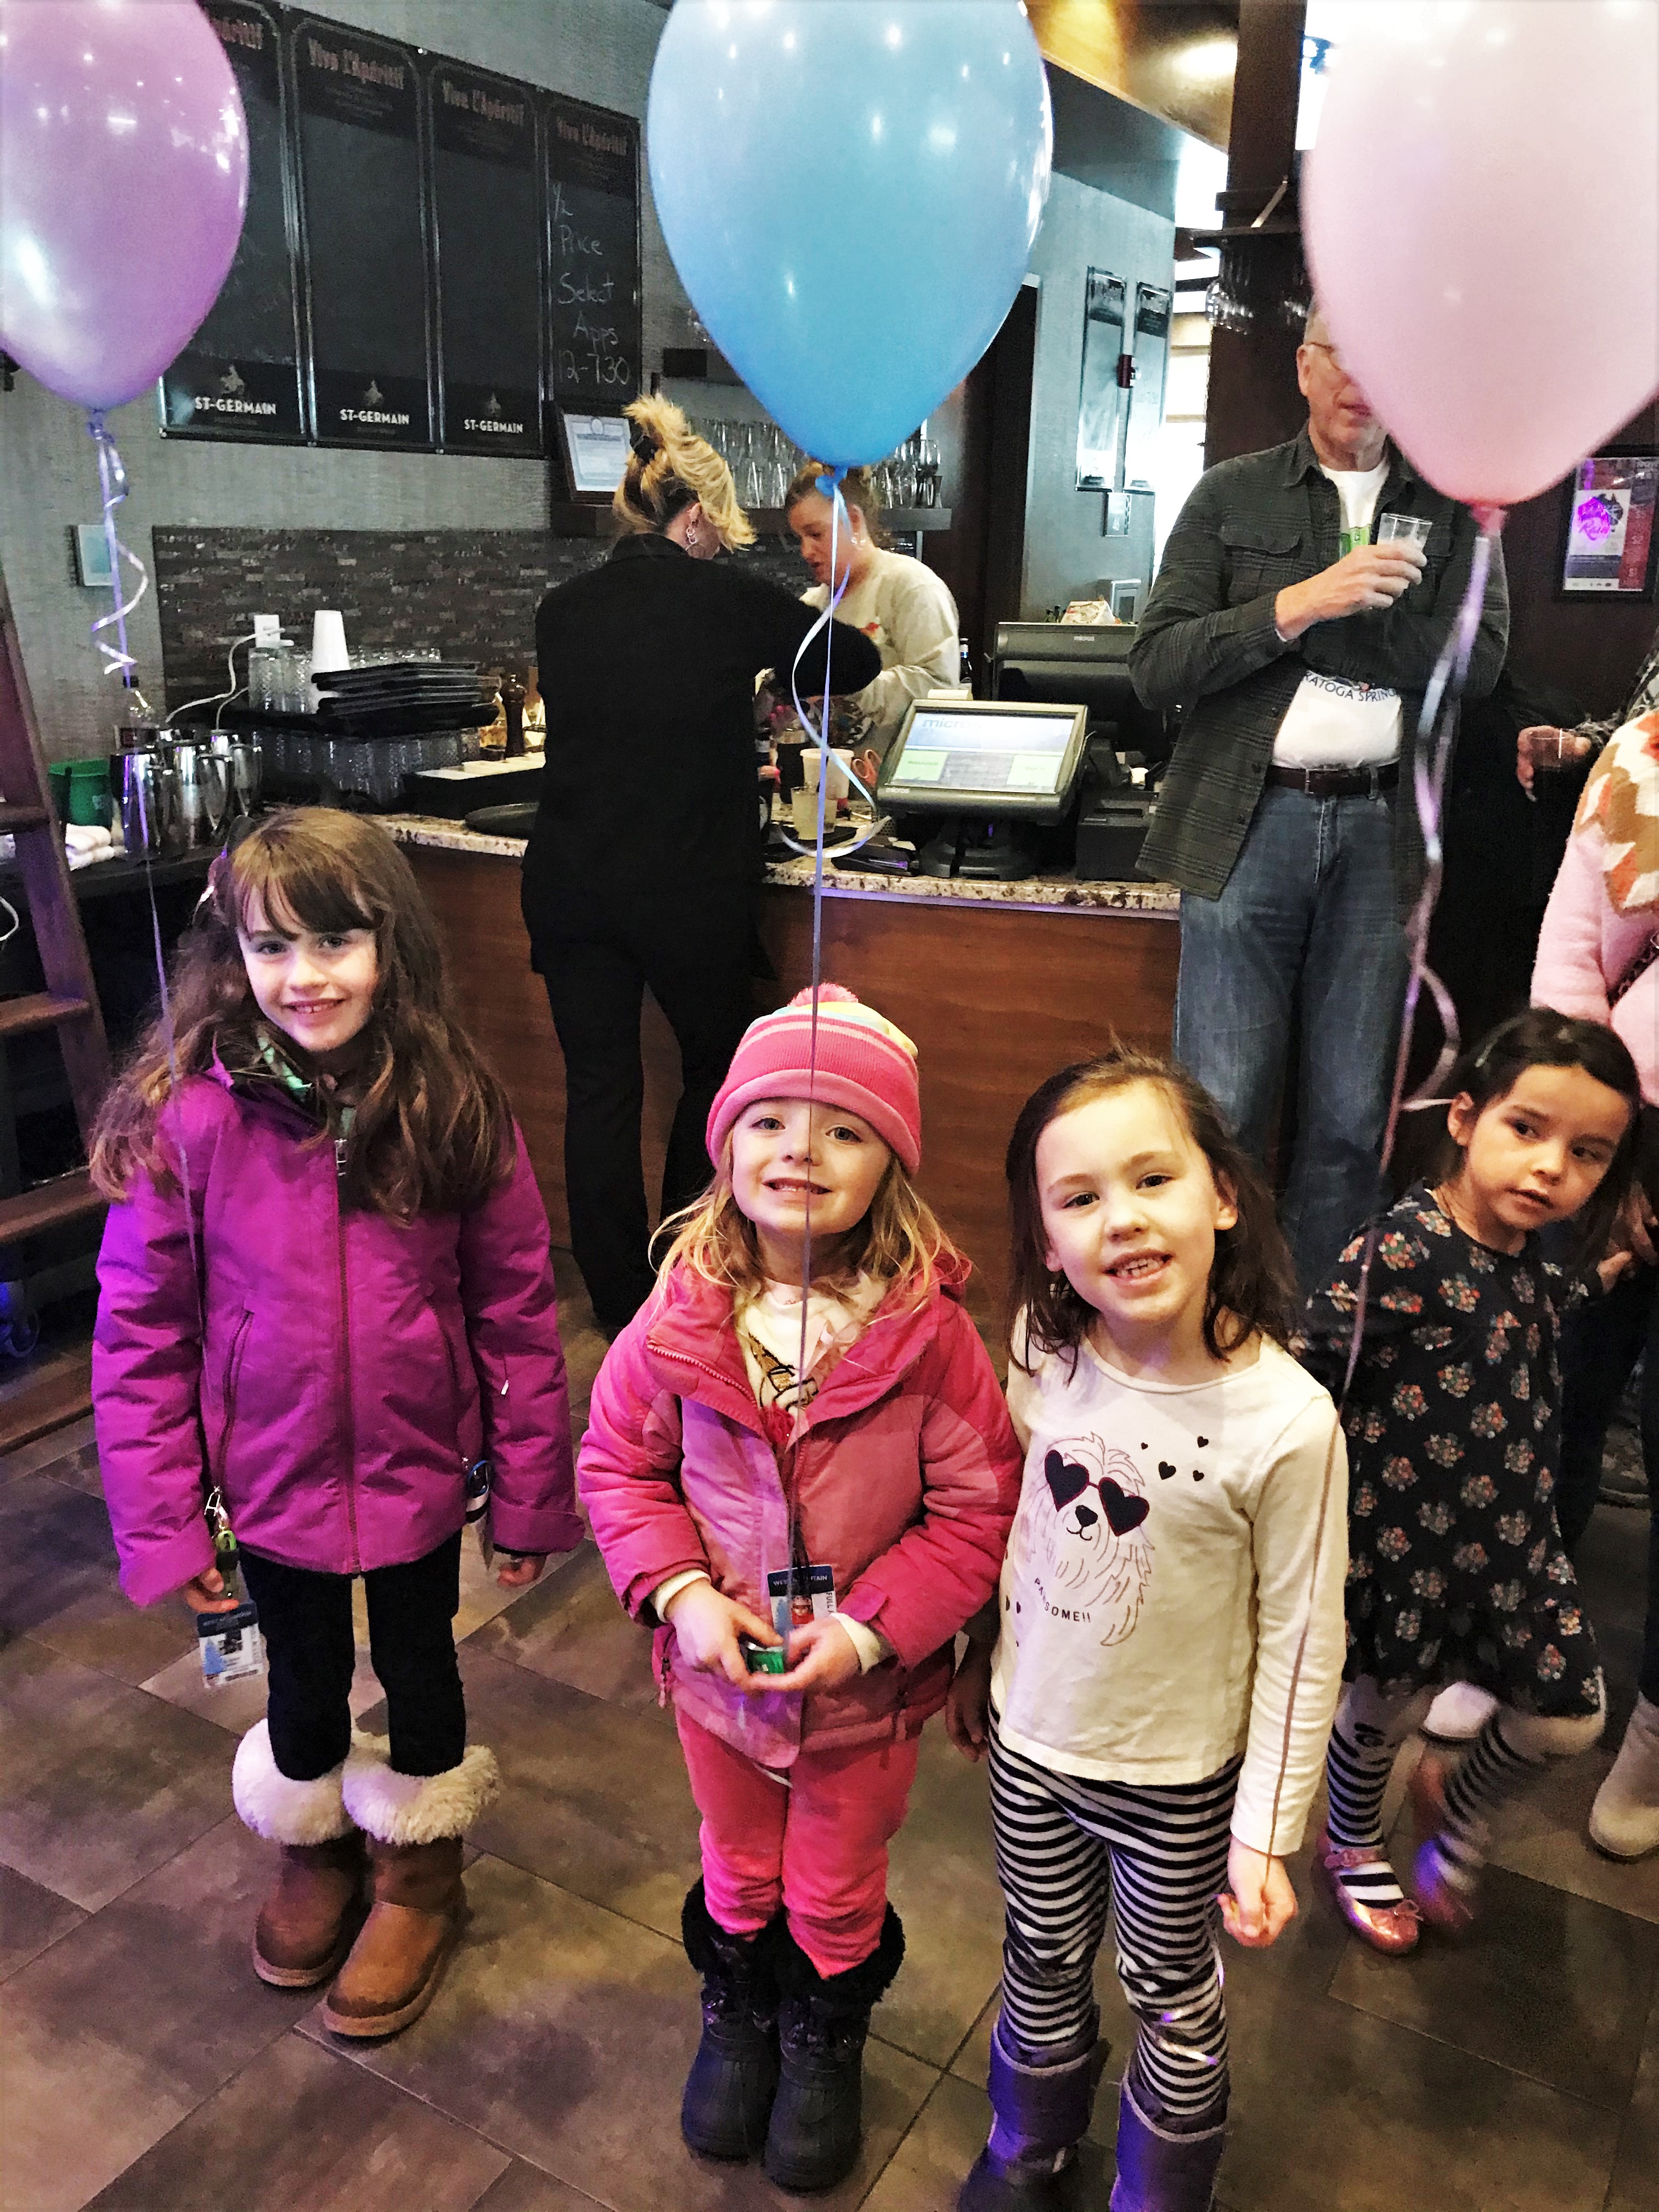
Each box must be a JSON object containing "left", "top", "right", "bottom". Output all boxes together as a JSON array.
[{"left": 199, "top": 1489, "right": 266, "bottom": 1685}]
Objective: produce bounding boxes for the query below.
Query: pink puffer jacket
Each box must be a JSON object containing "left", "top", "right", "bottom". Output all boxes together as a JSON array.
[
  {"left": 94, "top": 1065, "right": 581, "bottom": 1605},
  {"left": 579, "top": 1256, "right": 1022, "bottom": 1767}
]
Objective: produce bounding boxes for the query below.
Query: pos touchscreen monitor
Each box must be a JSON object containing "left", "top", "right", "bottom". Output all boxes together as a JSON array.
[{"left": 877, "top": 698, "right": 1089, "bottom": 825}]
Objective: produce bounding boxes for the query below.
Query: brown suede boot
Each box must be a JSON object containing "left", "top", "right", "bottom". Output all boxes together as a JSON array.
[
  {"left": 321, "top": 1833, "right": 467, "bottom": 2038},
  {"left": 232, "top": 1720, "right": 363, "bottom": 1991},
  {"left": 325, "top": 1737, "right": 500, "bottom": 2040},
  {"left": 253, "top": 1835, "right": 366, "bottom": 1988}
]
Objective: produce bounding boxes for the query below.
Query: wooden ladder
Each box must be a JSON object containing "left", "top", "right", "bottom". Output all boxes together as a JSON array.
[{"left": 0, "top": 562, "right": 113, "bottom": 1257}]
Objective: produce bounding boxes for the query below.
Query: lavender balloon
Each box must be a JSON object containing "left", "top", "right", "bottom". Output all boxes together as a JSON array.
[{"left": 0, "top": 0, "right": 249, "bottom": 412}]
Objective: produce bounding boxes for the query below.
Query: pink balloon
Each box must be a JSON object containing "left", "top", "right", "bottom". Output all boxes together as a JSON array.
[
  {"left": 1304, "top": 0, "right": 1659, "bottom": 511},
  {"left": 0, "top": 0, "right": 248, "bottom": 412}
]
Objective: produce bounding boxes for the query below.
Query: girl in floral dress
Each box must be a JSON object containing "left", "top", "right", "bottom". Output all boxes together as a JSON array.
[{"left": 1300, "top": 1009, "right": 1641, "bottom": 1950}]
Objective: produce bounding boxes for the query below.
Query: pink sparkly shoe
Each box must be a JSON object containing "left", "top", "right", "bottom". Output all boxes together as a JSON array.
[
  {"left": 1313, "top": 1829, "right": 1421, "bottom": 1955},
  {"left": 1408, "top": 1757, "right": 1477, "bottom": 1936}
]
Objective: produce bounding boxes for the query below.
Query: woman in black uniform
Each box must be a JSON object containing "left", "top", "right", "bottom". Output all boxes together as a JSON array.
[{"left": 524, "top": 397, "right": 882, "bottom": 1335}]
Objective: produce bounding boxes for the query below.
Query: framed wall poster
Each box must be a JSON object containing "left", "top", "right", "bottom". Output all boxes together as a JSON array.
[
  {"left": 160, "top": 0, "right": 307, "bottom": 441},
  {"left": 1558, "top": 453, "right": 1659, "bottom": 600},
  {"left": 428, "top": 56, "right": 544, "bottom": 456},
  {"left": 290, "top": 14, "right": 435, "bottom": 449},
  {"left": 557, "top": 408, "right": 630, "bottom": 501}
]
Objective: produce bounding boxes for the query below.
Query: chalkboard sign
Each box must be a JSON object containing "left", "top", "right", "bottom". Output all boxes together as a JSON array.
[
  {"left": 161, "top": 0, "right": 306, "bottom": 441},
  {"left": 429, "top": 59, "right": 543, "bottom": 456},
  {"left": 291, "top": 14, "right": 433, "bottom": 448},
  {"left": 543, "top": 93, "right": 641, "bottom": 427}
]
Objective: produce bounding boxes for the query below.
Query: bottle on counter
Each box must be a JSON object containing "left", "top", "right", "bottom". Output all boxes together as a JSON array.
[
  {"left": 500, "top": 669, "right": 527, "bottom": 759},
  {"left": 477, "top": 679, "right": 508, "bottom": 760}
]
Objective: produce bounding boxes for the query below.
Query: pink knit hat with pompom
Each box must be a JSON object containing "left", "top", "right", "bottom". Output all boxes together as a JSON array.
[{"left": 706, "top": 984, "right": 922, "bottom": 1172}]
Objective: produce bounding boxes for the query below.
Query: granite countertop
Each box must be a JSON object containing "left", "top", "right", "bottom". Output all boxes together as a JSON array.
[{"left": 382, "top": 815, "right": 1180, "bottom": 917}]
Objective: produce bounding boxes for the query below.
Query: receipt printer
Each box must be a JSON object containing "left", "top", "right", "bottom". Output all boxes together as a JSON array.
[{"left": 1073, "top": 736, "right": 1155, "bottom": 882}]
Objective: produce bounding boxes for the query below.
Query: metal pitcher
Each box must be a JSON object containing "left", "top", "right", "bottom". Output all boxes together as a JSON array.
[
  {"left": 174, "top": 741, "right": 230, "bottom": 848},
  {"left": 211, "top": 729, "right": 262, "bottom": 819},
  {"left": 120, "top": 751, "right": 175, "bottom": 855}
]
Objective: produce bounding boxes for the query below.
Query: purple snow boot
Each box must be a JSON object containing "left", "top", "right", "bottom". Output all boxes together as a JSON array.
[
  {"left": 956, "top": 2011, "right": 1108, "bottom": 2210},
  {"left": 1108, "top": 2077, "right": 1226, "bottom": 2212}
]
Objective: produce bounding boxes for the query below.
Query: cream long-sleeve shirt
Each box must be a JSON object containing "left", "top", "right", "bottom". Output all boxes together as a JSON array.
[
  {"left": 804, "top": 548, "right": 961, "bottom": 758},
  {"left": 991, "top": 1327, "right": 1347, "bottom": 1857}
]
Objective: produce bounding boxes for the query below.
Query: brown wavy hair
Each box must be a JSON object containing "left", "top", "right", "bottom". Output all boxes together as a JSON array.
[
  {"left": 91, "top": 808, "right": 515, "bottom": 1221},
  {"left": 783, "top": 463, "right": 893, "bottom": 551},
  {"left": 613, "top": 394, "right": 755, "bottom": 550},
  {"left": 1005, "top": 1043, "right": 1296, "bottom": 1372}
]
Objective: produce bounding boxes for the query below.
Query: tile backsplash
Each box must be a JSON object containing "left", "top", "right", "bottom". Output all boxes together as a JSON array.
[{"left": 153, "top": 526, "right": 806, "bottom": 712}]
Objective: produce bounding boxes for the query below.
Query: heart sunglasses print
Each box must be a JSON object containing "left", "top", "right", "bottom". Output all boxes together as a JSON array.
[{"left": 1043, "top": 1449, "right": 1150, "bottom": 1536}]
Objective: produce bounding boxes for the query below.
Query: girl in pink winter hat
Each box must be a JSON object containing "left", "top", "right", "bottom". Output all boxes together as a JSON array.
[{"left": 580, "top": 985, "right": 1021, "bottom": 2193}]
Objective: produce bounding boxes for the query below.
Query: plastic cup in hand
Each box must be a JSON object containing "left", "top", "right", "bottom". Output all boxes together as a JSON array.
[{"left": 1376, "top": 514, "right": 1432, "bottom": 550}]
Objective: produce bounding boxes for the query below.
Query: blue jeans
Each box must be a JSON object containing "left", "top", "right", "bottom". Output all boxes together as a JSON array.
[{"left": 1173, "top": 783, "right": 1409, "bottom": 1293}]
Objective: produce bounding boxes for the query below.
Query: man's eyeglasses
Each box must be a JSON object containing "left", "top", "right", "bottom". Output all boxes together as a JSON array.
[{"left": 1303, "top": 338, "right": 1347, "bottom": 373}]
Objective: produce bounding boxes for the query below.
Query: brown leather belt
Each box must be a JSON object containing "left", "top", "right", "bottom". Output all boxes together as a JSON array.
[{"left": 1267, "top": 763, "right": 1400, "bottom": 798}]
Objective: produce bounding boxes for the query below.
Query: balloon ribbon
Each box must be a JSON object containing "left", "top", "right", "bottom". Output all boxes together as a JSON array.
[{"left": 86, "top": 411, "right": 153, "bottom": 713}]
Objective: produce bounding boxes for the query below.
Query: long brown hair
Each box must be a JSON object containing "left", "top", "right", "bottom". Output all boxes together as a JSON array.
[
  {"left": 91, "top": 809, "right": 515, "bottom": 1221},
  {"left": 653, "top": 1137, "right": 958, "bottom": 1309},
  {"left": 1005, "top": 1045, "right": 1296, "bottom": 1371},
  {"left": 614, "top": 394, "right": 755, "bottom": 550}
]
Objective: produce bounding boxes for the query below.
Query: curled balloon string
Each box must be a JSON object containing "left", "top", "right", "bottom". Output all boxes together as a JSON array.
[
  {"left": 86, "top": 413, "right": 152, "bottom": 707},
  {"left": 1338, "top": 511, "right": 1503, "bottom": 1401},
  {"left": 777, "top": 475, "right": 884, "bottom": 864}
]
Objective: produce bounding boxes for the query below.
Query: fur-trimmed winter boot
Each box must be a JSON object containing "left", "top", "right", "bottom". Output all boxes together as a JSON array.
[
  {"left": 1590, "top": 1695, "right": 1659, "bottom": 1860},
  {"left": 679, "top": 1880, "right": 782, "bottom": 2160},
  {"left": 1108, "top": 2078, "right": 1226, "bottom": 2212},
  {"left": 233, "top": 1719, "right": 365, "bottom": 1989},
  {"left": 764, "top": 1906, "right": 905, "bottom": 2193},
  {"left": 323, "top": 1734, "right": 499, "bottom": 2039},
  {"left": 958, "top": 2011, "right": 1108, "bottom": 2209}
]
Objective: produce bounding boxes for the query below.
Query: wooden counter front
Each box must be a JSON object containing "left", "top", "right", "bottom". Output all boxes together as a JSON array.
[{"left": 403, "top": 838, "right": 1178, "bottom": 1335}]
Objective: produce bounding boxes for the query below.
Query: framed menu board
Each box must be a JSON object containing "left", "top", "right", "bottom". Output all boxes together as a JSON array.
[
  {"left": 291, "top": 13, "right": 433, "bottom": 448},
  {"left": 428, "top": 59, "right": 544, "bottom": 456},
  {"left": 543, "top": 93, "right": 641, "bottom": 424},
  {"left": 161, "top": 0, "right": 306, "bottom": 441}
]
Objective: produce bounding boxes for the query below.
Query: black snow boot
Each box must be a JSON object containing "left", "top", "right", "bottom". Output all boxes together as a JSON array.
[
  {"left": 680, "top": 1881, "right": 782, "bottom": 2161},
  {"left": 764, "top": 1906, "right": 905, "bottom": 2193}
]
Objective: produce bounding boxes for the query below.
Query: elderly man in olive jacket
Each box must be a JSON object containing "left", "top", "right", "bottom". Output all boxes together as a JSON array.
[{"left": 1129, "top": 308, "right": 1508, "bottom": 1289}]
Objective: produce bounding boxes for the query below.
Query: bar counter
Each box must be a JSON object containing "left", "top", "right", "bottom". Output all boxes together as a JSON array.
[{"left": 387, "top": 816, "right": 1180, "bottom": 1332}]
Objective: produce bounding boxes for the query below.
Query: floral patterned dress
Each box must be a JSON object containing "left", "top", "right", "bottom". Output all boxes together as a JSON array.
[{"left": 1299, "top": 1184, "right": 1600, "bottom": 1718}]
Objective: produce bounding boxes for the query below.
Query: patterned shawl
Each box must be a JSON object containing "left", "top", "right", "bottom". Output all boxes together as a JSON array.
[{"left": 1575, "top": 709, "right": 1659, "bottom": 914}]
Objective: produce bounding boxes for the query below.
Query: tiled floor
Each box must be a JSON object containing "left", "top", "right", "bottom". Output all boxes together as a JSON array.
[{"left": 3, "top": 1259, "right": 1658, "bottom": 2211}]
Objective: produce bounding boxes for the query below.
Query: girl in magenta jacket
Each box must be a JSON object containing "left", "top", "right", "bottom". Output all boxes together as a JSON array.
[
  {"left": 580, "top": 986, "right": 1022, "bottom": 2192},
  {"left": 92, "top": 810, "right": 580, "bottom": 2040}
]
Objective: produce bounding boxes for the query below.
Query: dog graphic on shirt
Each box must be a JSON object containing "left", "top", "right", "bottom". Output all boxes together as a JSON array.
[{"left": 1014, "top": 1433, "right": 1153, "bottom": 1647}]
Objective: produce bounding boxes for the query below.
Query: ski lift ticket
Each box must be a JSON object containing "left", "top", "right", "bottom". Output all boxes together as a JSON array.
[
  {"left": 766, "top": 1562, "right": 837, "bottom": 1641},
  {"left": 199, "top": 1600, "right": 265, "bottom": 1684}
]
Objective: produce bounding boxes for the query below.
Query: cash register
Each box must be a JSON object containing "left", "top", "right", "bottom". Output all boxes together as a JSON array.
[{"left": 874, "top": 699, "right": 1090, "bottom": 880}]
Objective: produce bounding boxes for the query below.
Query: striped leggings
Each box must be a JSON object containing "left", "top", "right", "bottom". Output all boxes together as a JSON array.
[{"left": 989, "top": 1717, "right": 1240, "bottom": 2130}]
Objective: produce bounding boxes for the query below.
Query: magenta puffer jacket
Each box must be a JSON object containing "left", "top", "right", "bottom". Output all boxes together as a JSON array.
[
  {"left": 579, "top": 1257, "right": 1022, "bottom": 1767},
  {"left": 94, "top": 1066, "right": 582, "bottom": 1605}
]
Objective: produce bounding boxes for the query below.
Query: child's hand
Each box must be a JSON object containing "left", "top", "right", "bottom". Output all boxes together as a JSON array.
[
  {"left": 945, "top": 1641, "right": 995, "bottom": 1762},
  {"left": 181, "top": 1566, "right": 242, "bottom": 1616},
  {"left": 1219, "top": 1841, "right": 1297, "bottom": 1949},
  {"left": 494, "top": 1551, "right": 545, "bottom": 1591},
  {"left": 664, "top": 1579, "right": 781, "bottom": 1689},
  {"left": 772, "top": 1615, "right": 863, "bottom": 1696}
]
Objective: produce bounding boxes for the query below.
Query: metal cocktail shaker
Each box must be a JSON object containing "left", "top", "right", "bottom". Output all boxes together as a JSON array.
[
  {"left": 173, "top": 741, "right": 231, "bottom": 848},
  {"left": 120, "top": 751, "right": 172, "bottom": 855}
]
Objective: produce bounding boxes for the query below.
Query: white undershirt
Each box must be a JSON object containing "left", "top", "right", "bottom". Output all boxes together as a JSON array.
[{"left": 1272, "top": 459, "right": 1402, "bottom": 770}]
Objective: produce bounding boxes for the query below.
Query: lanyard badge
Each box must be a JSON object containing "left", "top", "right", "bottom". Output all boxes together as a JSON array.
[{"left": 198, "top": 1487, "right": 265, "bottom": 1685}]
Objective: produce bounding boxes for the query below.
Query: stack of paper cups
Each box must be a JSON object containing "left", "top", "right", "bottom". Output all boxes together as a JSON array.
[{"left": 310, "top": 610, "right": 350, "bottom": 675}]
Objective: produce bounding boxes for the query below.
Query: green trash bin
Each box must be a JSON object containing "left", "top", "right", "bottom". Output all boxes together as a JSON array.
[
  {"left": 47, "top": 761, "right": 72, "bottom": 823},
  {"left": 66, "top": 759, "right": 112, "bottom": 831}
]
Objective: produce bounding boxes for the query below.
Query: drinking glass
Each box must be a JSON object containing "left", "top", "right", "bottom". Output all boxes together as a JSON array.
[{"left": 1376, "top": 513, "right": 1432, "bottom": 550}]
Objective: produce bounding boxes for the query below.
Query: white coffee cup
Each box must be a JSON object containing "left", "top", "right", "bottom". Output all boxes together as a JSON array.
[{"left": 310, "top": 608, "right": 351, "bottom": 674}]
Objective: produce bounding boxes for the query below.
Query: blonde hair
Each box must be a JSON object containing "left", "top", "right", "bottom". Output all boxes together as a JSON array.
[
  {"left": 783, "top": 462, "right": 893, "bottom": 551},
  {"left": 614, "top": 394, "right": 755, "bottom": 550},
  {"left": 654, "top": 1138, "right": 958, "bottom": 1308}
]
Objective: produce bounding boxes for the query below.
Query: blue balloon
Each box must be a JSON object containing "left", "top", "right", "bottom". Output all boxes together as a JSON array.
[{"left": 647, "top": 1, "right": 1052, "bottom": 467}]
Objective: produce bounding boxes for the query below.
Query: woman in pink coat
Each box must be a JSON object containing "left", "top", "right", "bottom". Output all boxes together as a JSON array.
[
  {"left": 92, "top": 811, "right": 580, "bottom": 2039},
  {"left": 1533, "top": 708, "right": 1659, "bottom": 1861},
  {"left": 581, "top": 986, "right": 1022, "bottom": 2193}
]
